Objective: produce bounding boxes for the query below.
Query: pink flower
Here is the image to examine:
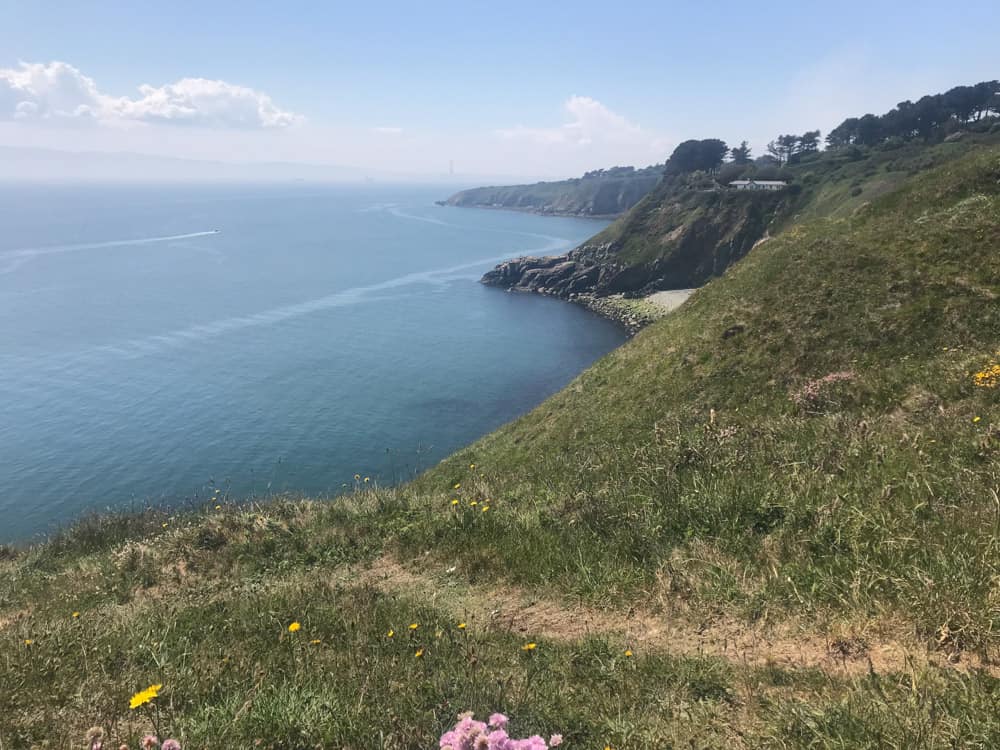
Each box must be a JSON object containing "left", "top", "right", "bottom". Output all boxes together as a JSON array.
[
  {"left": 488, "top": 713, "right": 509, "bottom": 729},
  {"left": 161, "top": 741, "right": 181, "bottom": 750},
  {"left": 549, "top": 735, "right": 563, "bottom": 746}
]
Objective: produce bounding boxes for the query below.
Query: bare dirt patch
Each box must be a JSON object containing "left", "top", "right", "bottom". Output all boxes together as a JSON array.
[{"left": 354, "top": 555, "right": 998, "bottom": 678}]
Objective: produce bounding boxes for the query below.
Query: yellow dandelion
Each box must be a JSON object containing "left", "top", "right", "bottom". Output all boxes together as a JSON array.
[
  {"left": 469, "top": 463, "right": 476, "bottom": 470},
  {"left": 453, "top": 483, "right": 461, "bottom": 489},
  {"left": 409, "top": 623, "right": 419, "bottom": 630},
  {"left": 482, "top": 505, "right": 490, "bottom": 513},
  {"left": 214, "top": 504, "right": 221, "bottom": 510},
  {"left": 387, "top": 629, "right": 395, "bottom": 638},
  {"left": 415, "top": 648, "right": 424, "bottom": 658},
  {"left": 161, "top": 522, "right": 168, "bottom": 528},
  {"left": 469, "top": 501, "right": 478, "bottom": 507},
  {"left": 288, "top": 621, "right": 301, "bottom": 633},
  {"left": 973, "top": 416, "right": 981, "bottom": 423},
  {"left": 310, "top": 639, "right": 322, "bottom": 645},
  {"left": 128, "top": 683, "right": 162, "bottom": 710},
  {"left": 458, "top": 622, "right": 467, "bottom": 630},
  {"left": 451, "top": 499, "right": 459, "bottom": 506},
  {"left": 72, "top": 611, "right": 80, "bottom": 618},
  {"left": 624, "top": 649, "right": 633, "bottom": 657},
  {"left": 521, "top": 642, "right": 537, "bottom": 651},
  {"left": 23, "top": 639, "right": 33, "bottom": 646}
]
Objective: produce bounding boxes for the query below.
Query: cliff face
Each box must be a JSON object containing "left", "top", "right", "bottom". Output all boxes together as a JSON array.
[
  {"left": 441, "top": 167, "right": 662, "bottom": 216},
  {"left": 483, "top": 182, "right": 790, "bottom": 297}
]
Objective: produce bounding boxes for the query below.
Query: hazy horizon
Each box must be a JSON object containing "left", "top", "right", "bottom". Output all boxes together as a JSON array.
[{"left": 1, "top": 1, "right": 997, "bottom": 181}]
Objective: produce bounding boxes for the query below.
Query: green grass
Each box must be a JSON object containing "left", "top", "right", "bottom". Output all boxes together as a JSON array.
[{"left": 2, "top": 143, "right": 1000, "bottom": 748}]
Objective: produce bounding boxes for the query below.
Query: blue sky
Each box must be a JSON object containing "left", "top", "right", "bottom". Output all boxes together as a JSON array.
[{"left": 0, "top": 0, "right": 997, "bottom": 179}]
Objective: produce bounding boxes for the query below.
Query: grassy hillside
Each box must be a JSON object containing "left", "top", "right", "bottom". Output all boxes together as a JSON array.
[
  {"left": 2, "top": 145, "right": 1000, "bottom": 749},
  {"left": 485, "top": 133, "right": 1000, "bottom": 298},
  {"left": 441, "top": 165, "right": 662, "bottom": 217}
]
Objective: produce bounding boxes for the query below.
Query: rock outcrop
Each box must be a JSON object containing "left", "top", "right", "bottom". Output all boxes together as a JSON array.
[{"left": 483, "top": 183, "right": 790, "bottom": 300}]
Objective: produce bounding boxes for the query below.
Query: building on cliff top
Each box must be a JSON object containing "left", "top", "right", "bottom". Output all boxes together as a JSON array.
[{"left": 728, "top": 179, "right": 787, "bottom": 191}]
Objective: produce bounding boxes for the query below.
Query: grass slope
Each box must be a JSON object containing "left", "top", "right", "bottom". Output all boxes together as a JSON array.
[{"left": 2, "top": 146, "right": 1000, "bottom": 749}]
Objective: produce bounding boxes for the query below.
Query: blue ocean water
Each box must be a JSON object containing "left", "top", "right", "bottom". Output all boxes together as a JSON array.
[{"left": 0, "top": 183, "right": 623, "bottom": 542}]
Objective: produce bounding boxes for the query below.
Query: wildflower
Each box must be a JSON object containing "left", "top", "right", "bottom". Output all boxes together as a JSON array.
[
  {"left": 624, "top": 649, "right": 633, "bottom": 657},
  {"left": 521, "top": 642, "right": 537, "bottom": 651},
  {"left": 973, "top": 416, "right": 981, "bottom": 423},
  {"left": 451, "top": 499, "right": 459, "bottom": 506},
  {"left": 469, "top": 501, "right": 478, "bottom": 507},
  {"left": 469, "top": 463, "right": 476, "bottom": 470},
  {"left": 142, "top": 735, "right": 158, "bottom": 749},
  {"left": 415, "top": 648, "right": 424, "bottom": 658},
  {"left": 458, "top": 622, "right": 467, "bottom": 630},
  {"left": 214, "top": 505, "right": 221, "bottom": 510},
  {"left": 161, "top": 522, "right": 168, "bottom": 528},
  {"left": 162, "top": 741, "right": 182, "bottom": 750},
  {"left": 85, "top": 726, "right": 104, "bottom": 750},
  {"left": 409, "top": 622, "right": 419, "bottom": 630},
  {"left": 386, "top": 629, "right": 394, "bottom": 638},
  {"left": 453, "top": 483, "right": 461, "bottom": 489},
  {"left": 287, "top": 622, "right": 301, "bottom": 633},
  {"left": 364, "top": 476, "right": 370, "bottom": 483},
  {"left": 129, "top": 683, "right": 162, "bottom": 710},
  {"left": 488, "top": 713, "right": 509, "bottom": 729},
  {"left": 482, "top": 505, "right": 490, "bottom": 512},
  {"left": 72, "top": 611, "right": 80, "bottom": 618},
  {"left": 550, "top": 735, "right": 563, "bottom": 746},
  {"left": 310, "top": 639, "right": 322, "bottom": 645},
  {"left": 23, "top": 639, "right": 32, "bottom": 646},
  {"left": 354, "top": 473, "right": 361, "bottom": 480},
  {"left": 973, "top": 362, "right": 1000, "bottom": 388}
]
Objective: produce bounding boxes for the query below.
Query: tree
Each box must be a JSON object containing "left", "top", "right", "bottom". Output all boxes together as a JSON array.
[
  {"left": 854, "top": 114, "right": 882, "bottom": 146},
  {"left": 665, "top": 138, "right": 729, "bottom": 174},
  {"left": 826, "top": 118, "right": 859, "bottom": 148},
  {"left": 798, "top": 130, "right": 821, "bottom": 153},
  {"left": 767, "top": 134, "right": 800, "bottom": 166},
  {"left": 729, "top": 140, "right": 752, "bottom": 164}
]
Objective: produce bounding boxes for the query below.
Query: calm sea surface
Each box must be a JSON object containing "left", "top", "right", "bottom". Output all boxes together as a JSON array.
[{"left": 0, "top": 183, "right": 623, "bottom": 542}]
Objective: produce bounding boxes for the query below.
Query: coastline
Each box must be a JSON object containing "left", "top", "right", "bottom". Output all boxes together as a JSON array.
[
  {"left": 435, "top": 202, "right": 621, "bottom": 220},
  {"left": 498, "top": 286, "right": 695, "bottom": 336},
  {"left": 572, "top": 289, "right": 694, "bottom": 335}
]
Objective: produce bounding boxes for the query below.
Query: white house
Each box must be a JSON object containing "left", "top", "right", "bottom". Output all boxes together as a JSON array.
[{"left": 728, "top": 179, "right": 787, "bottom": 191}]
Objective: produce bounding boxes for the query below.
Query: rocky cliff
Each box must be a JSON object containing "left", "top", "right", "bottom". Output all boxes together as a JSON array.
[
  {"left": 482, "top": 180, "right": 790, "bottom": 297},
  {"left": 440, "top": 165, "right": 662, "bottom": 217}
]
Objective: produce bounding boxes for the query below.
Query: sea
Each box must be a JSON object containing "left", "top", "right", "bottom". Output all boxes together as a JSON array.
[{"left": 0, "top": 183, "right": 624, "bottom": 542}]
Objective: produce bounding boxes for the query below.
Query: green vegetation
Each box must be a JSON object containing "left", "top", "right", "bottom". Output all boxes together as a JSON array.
[
  {"left": 3, "top": 100, "right": 1000, "bottom": 748},
  {"left": 440, "top": 164, "right": 663, "bottom": 217}
]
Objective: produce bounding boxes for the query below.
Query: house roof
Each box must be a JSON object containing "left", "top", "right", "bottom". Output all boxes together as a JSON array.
[{"left": 729, "top": 179, "right": 787, "bottom": 186}]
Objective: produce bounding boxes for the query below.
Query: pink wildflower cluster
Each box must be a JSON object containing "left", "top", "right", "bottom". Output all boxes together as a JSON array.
[
  {"left": 439, "top": 712, "right": 562, "bottom": 750},
  {"left": 86, "top": 729, "right": 180, "bottom": 750},
  {"left": 790, "top": 370, "right": 855, "bottom": 411}
]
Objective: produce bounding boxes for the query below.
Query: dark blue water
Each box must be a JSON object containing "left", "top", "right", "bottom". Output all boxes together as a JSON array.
[{"left": 0, "top": 183, "right": 623, "bottom": 542}]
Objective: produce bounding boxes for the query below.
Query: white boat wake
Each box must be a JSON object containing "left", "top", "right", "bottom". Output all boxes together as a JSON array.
[{"left": 0, "top": 231, "right": 219, "bottom": 274}]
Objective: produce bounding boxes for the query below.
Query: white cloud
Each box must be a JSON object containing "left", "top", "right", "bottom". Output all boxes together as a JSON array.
[
  {"left": 492, "top": 95, "right": 672, "bottom": 172},
  {"left": 0, "top": 61, "right": 301, "bottom": 129},
  {"left": 497, "top": 95, "right": 644, "bottom": 146}
]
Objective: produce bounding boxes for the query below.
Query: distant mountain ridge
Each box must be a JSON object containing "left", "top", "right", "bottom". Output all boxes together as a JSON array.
[{"left": 438, "top": 164, "right": 663, "bottom": 217}]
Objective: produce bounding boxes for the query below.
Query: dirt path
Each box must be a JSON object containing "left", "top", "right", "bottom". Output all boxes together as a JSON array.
[{"left": 354, "top": 556, "right": 995, "bottom": 679}]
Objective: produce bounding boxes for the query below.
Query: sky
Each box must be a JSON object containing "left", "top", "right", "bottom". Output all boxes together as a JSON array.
[{"left": 0, "top": 0, "right": 997, "bottom": 180}]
